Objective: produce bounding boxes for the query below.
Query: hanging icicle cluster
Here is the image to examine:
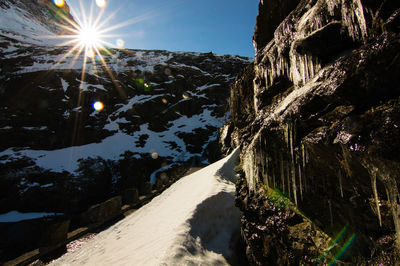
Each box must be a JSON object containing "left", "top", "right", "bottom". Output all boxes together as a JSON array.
[
  {"left": 326, "top": 0, "right": 368, "bottom": 41},
  {"left": 253, "top": 0, "right": 369, "bottom": 113},
  {"left": 242, "top": 120, "right": 310, "bottom": 208}
]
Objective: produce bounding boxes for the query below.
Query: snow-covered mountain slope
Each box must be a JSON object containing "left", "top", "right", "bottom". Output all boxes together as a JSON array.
[
  {"left": 0, "top": 0, "right": 74, "bottom": 45},
  {"left": 50, "top": 149, "right": 240, "bottom": 266},
  {"left": 0, "top": 1, "right": 250, "bottom": 215}
]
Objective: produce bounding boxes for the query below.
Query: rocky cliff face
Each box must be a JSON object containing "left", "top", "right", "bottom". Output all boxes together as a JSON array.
[{"left": 222, "top": 0, "right": 400, "bottom": 264}]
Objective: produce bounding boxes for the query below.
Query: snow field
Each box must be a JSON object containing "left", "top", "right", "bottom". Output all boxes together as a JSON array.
[{"left": 51, "top": 149, "right": 241, "bottom": 265}]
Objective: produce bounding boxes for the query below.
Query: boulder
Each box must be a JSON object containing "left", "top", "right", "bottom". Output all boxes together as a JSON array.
[
  {"left": 0, "top": 216, "right": 69, "bottom": 263},
  {"left": 139, "top": 182, "right": 152, "bottom": 195},
  {"left": 122, "top": 188, "right": 139, "bottom": 205},
  {"left": 39, "top": 219, "right": 70, "bottom": 248},
  {"left": 153, "top": 179, "right": 163, "bottom": 190},
  {"left": 81, "top": 196, "right": 122, "bottom": 225}
]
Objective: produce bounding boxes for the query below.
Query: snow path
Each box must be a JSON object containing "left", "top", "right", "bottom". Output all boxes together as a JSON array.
[{"left": 51, "top": 149, "right": 241, "bottom": 266}]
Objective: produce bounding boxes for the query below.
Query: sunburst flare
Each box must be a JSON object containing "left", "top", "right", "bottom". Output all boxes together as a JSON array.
[{"left": 46, "top": 0, "right": 151, "bottom": 145}]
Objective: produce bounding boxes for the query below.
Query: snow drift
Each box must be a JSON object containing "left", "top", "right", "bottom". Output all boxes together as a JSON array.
[{"left": 51, "top": 149, "right": 241, "bottom": 265}]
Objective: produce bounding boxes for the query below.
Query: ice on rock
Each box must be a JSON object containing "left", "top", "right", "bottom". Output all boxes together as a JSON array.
[
  {"left": 385, "top": 175, "right": 400, "bottom": 249},
  {"left": 338, "top": 169, "right": 344, "bottom": 198},
  {"left": 326, "top": 0, "right": 368, "bottom": 41},
  {"left": 371, "top": 172, "right": 382, "bottom": 227},
  {"left": 278, "top": 153, "right": 285, "bottom": 193},
  {"left": 290, "top": 53, "right": 321, "bottom": 87}
]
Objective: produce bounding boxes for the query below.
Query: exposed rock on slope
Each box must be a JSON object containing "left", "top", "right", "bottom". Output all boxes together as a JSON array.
[
  {"left": 0, "top": 44, "right": 249, "bottom": 215},
  {"left": 222, "top": 0, "right": 400, "bottom": 264},
  {"left": 0, "top": 1, "right": 250, "bottom": 217},
  {"left": 0, "top": 0, "right": 74, "bottom": 44}
]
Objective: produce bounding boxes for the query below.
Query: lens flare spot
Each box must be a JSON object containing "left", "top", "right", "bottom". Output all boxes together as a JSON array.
[
  {"left": 87, "top": 49, "right": 96, "bottom": 58},
  {"left": 93, "top": 101, "right": 104, "bottom": 111},
  {"left": 54, "top": 0, "right": 65, "bottom": 7},
  {"left": 96, "top": 0, "right": 106, "bottom": 8},
  {"left": 116, "top": 39, "right": 125, "bottom": 48},
  {"left": 144, "top": 83, "right": 151, "bottom": 92},
  {"left": 151, "top": 152, "right": 159, "bottom": 159},
  {"left": 136, "top": 78, "right": 144, "bottom": 87},
  {"left": 164, "top": 68, "right": 171, "bottom": 76}
]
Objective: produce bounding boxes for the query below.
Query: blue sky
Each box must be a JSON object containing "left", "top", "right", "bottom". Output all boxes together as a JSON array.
[{"left": 65, "top": 0, "right": 259, "bottom": 57}]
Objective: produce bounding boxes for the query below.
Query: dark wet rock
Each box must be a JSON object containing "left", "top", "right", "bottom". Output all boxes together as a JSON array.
[
  {"left": 121, "top": 188, "right": 139, "bottom": 205},
  {"left": 236, "top": 174, "right": 332, "bottom": 265},
  {"left": 0, "top": 216, "right": 69, "bottom": 263},
  {"left": 224, "top": 0, "right": 400, "bottom": 264},
  {"left": 139, "top": 182, "right": 153, "bottom": 196},
  {"left": 39, "top": 219, "right": 70, "bottom": 248},
  {"left": 253, "top": 0, "right": 299, "bottom": 52},
  {"left": 80, "top": 196, "right": 122, "bottom": 225}
]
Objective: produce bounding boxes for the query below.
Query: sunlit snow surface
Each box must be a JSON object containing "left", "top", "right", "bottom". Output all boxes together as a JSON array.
[
  {"left": 0, "top": 4, "right": 59, "bottom": 45},
  {"left": 0, "top": 108, "right": 224, "bottom": 173},
  {"left": 50, "top": 149, "right": 240, "bottom": 265}
]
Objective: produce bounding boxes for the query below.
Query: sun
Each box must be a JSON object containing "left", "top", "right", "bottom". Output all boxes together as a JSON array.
[
  {"left": 77, "top": 25, "right": 102, "bottom": 58},
  {"left": 49, "top": 0, "right": 156, "bottom": 105},
  {"left": 47, "top": 0, "right": 156, "bottom": 145},
  {"left": 78, "top": 25, "right": 101, "bottom": 48}
]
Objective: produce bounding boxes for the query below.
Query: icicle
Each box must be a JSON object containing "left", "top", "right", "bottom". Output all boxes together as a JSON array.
[
  {"left": 309, "top": 55, "right": 315, "bottom": 77},
  {"left": 300, "top": 55, "right": 306, "bottom": 85},
  {"left": 272, "top": 150, "right": 277, "bottom": 189},
  {"left": 289, "top": 123, "right": 298, "bottom": 206},
  {"left": 280, "top": 153, "right": 285, "bottom": 193},
  {"left": 326, "top": 0, "right": 341, "bottom": 16},
  {"left": 304, "top": 55, "right": 309, "bottom": 83},
  {"left": 385, "top": 177, "right": 400, "bottom": 250},
  {"left": 291, "top": 161, "right": 298, "bottom": 206},
  {"left": 338, "top": 169, "right": 344, "bottom": 198},
  {"left": 286, "top": 161, "right": 291, "bottom": 197},
  {"left": 371, "top": 173, "right": 382, "bottom": 227},
  {"left": 385, "top": 187, "right": 390, "bottom": 202},
  {"left": 272, "top": 165, "right": 276, "bottom": 189},
  {"left": 289, "top": 123, "right": 294, "bottom": 160},
  {"left": 264, "top": 156, "right": 269, "bottom": 188},
  {"left": 243, "top": 150, "right": 256, "bottom": 192},
  {"left": 284, "top": 123, "right": 289, "bottom": 147},
  {"left": 341, "top": 0, "right": 368, "bottom": 41},
  {"left": 328, "top": 200, "right": 334, "bottom": 227},
  {"left": 302, "top": 144, "right": 307, "bottom": 193},
  {"left": 298, "top": 157, "right": 303, "bottom": 202}
]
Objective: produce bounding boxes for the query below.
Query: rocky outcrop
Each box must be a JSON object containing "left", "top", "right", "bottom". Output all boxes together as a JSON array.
[
  {"left": 122, "top": 188, "right": 140, "bottom": 205},
  {"left": 79, "top": 196, "right": 122, "bottom": 226},
  {"left": 223, "top": 0, "right": 400, "bottom": 264},
  {"left": 0, "top": 216, "right": 70, "bottom": 262}
]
